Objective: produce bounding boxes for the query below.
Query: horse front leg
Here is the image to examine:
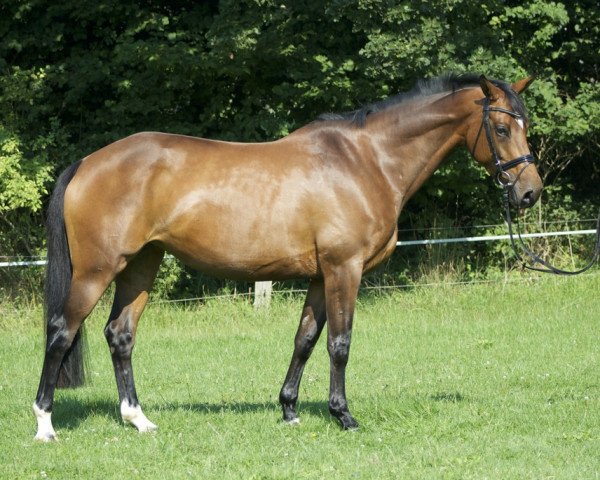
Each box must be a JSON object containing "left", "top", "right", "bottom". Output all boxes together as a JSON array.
[
  {"left": 279, "top": 279, "right": 326, "bottom": 424},
  {"left": 323, "top": 261, "right": 362, "bottom": 430}
]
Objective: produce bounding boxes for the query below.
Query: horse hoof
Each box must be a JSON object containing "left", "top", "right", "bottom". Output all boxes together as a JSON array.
[
  {"left": 339, "top": 416, "right": 359, "bottom": 431},
  {"left": 34, "top": 432, "right": 58, "bottom": 442},
  {"left": 284, "top": 417, "right": 301, "bottom": 426},
  {"left": 137, "top": 421, "right": 158, "bottom": 433}
]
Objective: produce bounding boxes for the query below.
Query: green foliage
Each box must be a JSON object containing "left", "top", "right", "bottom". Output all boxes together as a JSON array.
[
  {"left": 0, "top": 129, "right": 51, "bottom": 214},
  {"left": 0, "top": 0, "right": 598, "bottom": 299}
]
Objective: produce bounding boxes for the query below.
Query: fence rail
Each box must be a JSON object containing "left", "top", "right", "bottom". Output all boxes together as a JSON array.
[
  {"left": 1, "top": 228, "right": 596, "bottom": 268},
  {"left": 2, "top": 227, "right": 598, "bottom": 306},
  {"left": 395, "top": 229, "right": 596, "bottom": 246}
]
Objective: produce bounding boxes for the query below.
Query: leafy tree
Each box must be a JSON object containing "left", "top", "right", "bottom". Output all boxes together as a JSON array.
[{"left": 0, "top": 0, "right": 598, "bottom": 297}]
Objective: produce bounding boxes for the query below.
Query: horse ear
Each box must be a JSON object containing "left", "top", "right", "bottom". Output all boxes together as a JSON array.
[
  {"left": 511, "top": 76, "right": 535, "bottom": 94},
  {"left": 479, "top": 75, "right": 503, "bottom": 101}
]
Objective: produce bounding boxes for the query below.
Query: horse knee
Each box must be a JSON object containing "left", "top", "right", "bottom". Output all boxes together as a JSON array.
[{"left": 328, "top": 334, "right": 351, "bottom": 367}]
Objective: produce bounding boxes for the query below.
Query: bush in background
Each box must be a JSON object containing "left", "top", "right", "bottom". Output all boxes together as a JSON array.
[{"left": 1, "top": 0, "right": 597, "bottom": 301}]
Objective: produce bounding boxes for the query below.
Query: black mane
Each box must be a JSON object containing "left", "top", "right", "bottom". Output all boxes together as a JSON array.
[{"left": 317, "top": 73, "right": 528, "bottom": 126}]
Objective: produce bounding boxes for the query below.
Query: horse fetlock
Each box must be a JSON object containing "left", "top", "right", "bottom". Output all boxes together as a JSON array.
[
  {"left": 328, "top": 395, "right": 348, "bottom": 415},
  {"left": 279, "top": 387, "right": 300, "bottom": 422},
  {"left": 33, "top": 403, "right": 58, "bottom": 442},
  {"left": 280, "top": 402, "right": 299, "bottom": 424},
  {"left": 328, "top": 395, "right": 359, "bottom": 429},
  {"left": 328, "top": 401, "right": 358, "bottom": 430}
]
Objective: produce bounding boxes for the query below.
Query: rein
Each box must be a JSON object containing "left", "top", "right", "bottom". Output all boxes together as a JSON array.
[{"left": 482, "top": 98, "right": 600, "bottom": 275}]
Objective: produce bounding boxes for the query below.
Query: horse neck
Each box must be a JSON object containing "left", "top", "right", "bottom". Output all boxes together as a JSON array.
[{"left": 364, "top": 89, "right": 477, "bottom": 210}]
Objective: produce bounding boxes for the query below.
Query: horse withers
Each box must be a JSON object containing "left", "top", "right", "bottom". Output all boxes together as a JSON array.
[{"left": 33, "top": 74, "right": 541, "bottom": 440}]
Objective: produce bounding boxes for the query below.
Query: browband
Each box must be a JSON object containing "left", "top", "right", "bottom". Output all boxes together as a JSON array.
[{"left": 482, "top": 99, "right": 534, "bottom": 173}]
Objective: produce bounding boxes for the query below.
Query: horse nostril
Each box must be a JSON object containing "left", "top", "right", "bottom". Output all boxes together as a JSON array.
[{"left": 520, "top": 190, "right": 535, "bottom": 208}]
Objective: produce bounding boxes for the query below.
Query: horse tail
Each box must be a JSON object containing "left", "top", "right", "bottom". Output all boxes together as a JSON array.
[{"left": 45, "top": 160, "right": 85, "bottom": 388}]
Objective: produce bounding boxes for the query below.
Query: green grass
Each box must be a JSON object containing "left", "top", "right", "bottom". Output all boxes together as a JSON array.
[{"left": 2, "top": 274, "right": 600, "bottom": 479}]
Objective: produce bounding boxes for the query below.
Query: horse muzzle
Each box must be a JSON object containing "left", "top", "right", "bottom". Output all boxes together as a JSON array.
[
  {"left": 495, "top": 157, "right": 542, "bottom": 209},
  {"left": 506, "top": 181, "right": 541, "bottom": 209}
]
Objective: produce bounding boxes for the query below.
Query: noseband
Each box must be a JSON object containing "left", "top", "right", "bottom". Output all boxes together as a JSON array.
[{"left": 480, "top": 98, "right": 600, "bottom": 275}]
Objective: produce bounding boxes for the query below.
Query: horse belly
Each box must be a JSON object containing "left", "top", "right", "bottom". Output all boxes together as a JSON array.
[
  {"left": 170, "top": 248, "right": 318, "bottom": 281},
  {"left": 156, "top": 203, "right": 319, "bottom": 281}
]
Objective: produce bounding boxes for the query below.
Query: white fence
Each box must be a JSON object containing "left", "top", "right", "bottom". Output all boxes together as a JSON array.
[
  {"left": 2, "top": 227, "right": 597, "bottom": 305},
  {"left": 395, "top": 228, "right": 596, "bottom": 246},
  {"left": 1, "top": 228, "right": 596, "bottom": 268}
]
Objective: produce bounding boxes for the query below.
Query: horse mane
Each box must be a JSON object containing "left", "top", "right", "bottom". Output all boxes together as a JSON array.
[{"left": 317, "top": 72, "right": 528, "bottom": 127}]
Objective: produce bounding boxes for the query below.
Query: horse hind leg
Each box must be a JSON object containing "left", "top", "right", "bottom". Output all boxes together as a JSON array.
[
  {"left": 104, "top": 244, "right": 163, "bottom": 432},
  {"left": 34, "top": 272, "right": 113, "bottom": 441},
  {"left": 279, "top": 279, "right": 327, "bottom": 424}
]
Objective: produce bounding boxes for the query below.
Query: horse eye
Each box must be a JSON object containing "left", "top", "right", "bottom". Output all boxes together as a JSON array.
[{"left": 495, "top": 124, "right": 510, "bottom": 137}]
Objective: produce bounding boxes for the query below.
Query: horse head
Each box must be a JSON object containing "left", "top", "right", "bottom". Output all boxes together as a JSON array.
[{"left": 466, "top": 75, "right": 542, "bottom": 209}]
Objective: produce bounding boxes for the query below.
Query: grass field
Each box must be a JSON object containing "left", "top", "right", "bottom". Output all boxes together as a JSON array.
[{"left": 1, "top": 273, "right": 600, "bottom": 479}]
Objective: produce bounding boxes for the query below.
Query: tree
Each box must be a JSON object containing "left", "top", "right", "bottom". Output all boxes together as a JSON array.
[{"left": 1, "top": 0, "right": 598, "bottom": 295}]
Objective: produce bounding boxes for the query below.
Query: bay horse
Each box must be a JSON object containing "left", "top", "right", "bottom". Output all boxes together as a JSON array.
[{"left": 34, "top": 73, "right": 542, "bottom": 441}]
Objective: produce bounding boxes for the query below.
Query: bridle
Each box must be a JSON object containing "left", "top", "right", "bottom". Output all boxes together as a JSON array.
[
  {"left": 482, "top": 98, "right": 534, "bottom": 186},
  {"left": 480, "top": 98, "right": 600, "bottom": 275}
]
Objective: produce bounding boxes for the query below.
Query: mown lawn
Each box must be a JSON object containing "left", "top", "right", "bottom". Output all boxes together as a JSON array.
[{"left": 1, "top": 273, "right": 599, "bottom": 479}]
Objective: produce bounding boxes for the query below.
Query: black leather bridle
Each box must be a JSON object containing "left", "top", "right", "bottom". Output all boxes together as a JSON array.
[
  {"left": 482, "top": 98, "right": 535, "bottom": 185},
  {"left": 481, "top": 98, "right": 600, "bottom": 275}
]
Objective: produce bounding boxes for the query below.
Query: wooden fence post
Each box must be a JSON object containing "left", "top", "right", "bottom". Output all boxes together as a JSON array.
[{"left": 253, "top": 281, "right": 272, "bottom": 307}]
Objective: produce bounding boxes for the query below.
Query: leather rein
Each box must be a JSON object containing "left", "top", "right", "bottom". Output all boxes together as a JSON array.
[{"left": 482, "top": 98, "right": 600, "bottom": 275}]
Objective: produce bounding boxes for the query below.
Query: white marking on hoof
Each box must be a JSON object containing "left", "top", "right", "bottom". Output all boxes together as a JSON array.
[
  {"left": 285, "top": 417, "right": 301, "bottom": 426},
  {"left": 33, "top": 403, "right": 58, "bottom": 442},
  {"left": 120, "top": 400, "right": 158, "bottom": 433}
]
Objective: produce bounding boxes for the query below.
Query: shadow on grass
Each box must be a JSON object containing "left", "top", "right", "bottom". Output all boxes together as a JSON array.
[
  {"left": 52, "top": 391, "right": 469, "bottom": 431},
  {"left": 429, "top": 391, "right": 465, "bottom": 402},
  {"left": 51, "top": 389, "right": 468, "bottom": 431},
  {"left": 51, "top": 397, "right": 331, "bottom": 431},
  {"left": 156, "top": 399, "right": 331, "bottom": 418},
  {"left": 52, "top": 397, "right": 121, "bottom": 430}
]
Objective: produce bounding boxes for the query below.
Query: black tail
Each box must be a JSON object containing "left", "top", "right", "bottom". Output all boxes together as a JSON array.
[{"left": 45, "top": 160, "right": 85, "bottom": 388}]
